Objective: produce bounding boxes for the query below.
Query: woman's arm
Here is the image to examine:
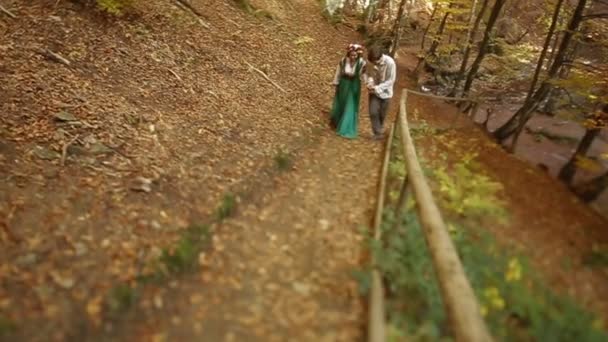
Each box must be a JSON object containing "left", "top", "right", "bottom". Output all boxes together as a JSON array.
[
  {"left": 359, "top": 61, "right": 369, "bottom": 84},
  {"left": 332, "top": 63, "right": 341, "bottom": 85}
]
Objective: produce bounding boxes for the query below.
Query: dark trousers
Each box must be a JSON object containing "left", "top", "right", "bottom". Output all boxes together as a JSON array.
[{"left": 369, "top": 94, "right": 389, "bottom": 136}]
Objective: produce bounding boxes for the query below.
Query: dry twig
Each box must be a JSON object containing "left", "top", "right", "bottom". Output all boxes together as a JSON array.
[
  {"left": 244, "top": 61, "right": 287, "bottom": 93},
  {"left": 0, "top": 4, "right": 16, "bottom": 19},
  {"left": 61, "top": 135, "right": 80, "bottom": 167},
  {"left": 167, "top": 68, "right": 183, "bottom": 82},
  {"left": 38, "top": 49, "right": 71, "bottom": 66},
  {"left": 174, "top": 0, "right": 210, "bottom": 28}
]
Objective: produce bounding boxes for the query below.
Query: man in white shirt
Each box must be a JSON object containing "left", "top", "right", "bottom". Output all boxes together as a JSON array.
[{"left": 366, "top": 46, "right": 397, "bottom": 140}]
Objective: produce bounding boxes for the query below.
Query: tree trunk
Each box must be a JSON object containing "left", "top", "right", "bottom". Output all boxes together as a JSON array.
[
  {"left": 546, "top": 28, "right": 562, "bottom": 67},
  {"left": 428, "top": 4, "right": 453, "bottom": 58},
  {"left": 573, "top": 170, "right": 608, "bottom": 202},
  {"left": 492, "top": 0, "right": 588, "bottom": 143},
  {"left": 420, "top": 5, "right": 439, "bottom": 50},
  {"left": 390, "top": 0, "right": 408, "bottom": 57},
  {"left": 416, "top": 4, "right": 450, "bottom": 73},
  {"left": 450, "top": 0, "right": 490, "bottom": 96},
  {"left": 524, "top": 0, "right": 564, "bottom": 104},
  {"left": 558, "top": 128, "right": 600, "bottom": 184},
  {"left": 367, "top": 0, "right": 377, "bottom": 23},
  {"left": 464, "top": 0, "right": 480, "bottom": 42},
  {"left": 462, "top": 0, "right": 507, "bottom": 97},
  {"left": 506, "top": 0, "right": 565, "bottom": 151}
]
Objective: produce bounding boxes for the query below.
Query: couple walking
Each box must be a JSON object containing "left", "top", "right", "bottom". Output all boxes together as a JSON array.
[{"left": 330, "top": 44, "right": 396, "bottom": 140}]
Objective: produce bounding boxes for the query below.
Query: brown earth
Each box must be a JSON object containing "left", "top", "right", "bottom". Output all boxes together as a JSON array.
[
  {"left": 2, "top": 0, "right": 608, "bottom": 340},
  {"left": 0, "top": 0, "right": 367, "bottom": 340}
]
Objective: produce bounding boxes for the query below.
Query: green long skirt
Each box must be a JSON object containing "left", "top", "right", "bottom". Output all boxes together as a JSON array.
[{"left": 330, "top": 75, "right": 361, "bottom": 139}]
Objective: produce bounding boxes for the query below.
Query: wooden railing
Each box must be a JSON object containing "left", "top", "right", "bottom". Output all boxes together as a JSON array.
[{"left": 368, "top": 89, "right": 492, "bottom": 342}]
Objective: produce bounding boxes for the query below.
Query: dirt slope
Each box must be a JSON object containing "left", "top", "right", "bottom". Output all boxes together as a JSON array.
[
  {"left": 103, "top": 119, "right": 382, "bottom": 341},
  {"left": 0, "top": 0, "right": 363, "bottom": 339}
]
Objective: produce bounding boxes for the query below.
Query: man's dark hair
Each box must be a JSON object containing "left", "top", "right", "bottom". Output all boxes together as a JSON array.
[{"left": 367, "top": 46, "right": 383, "bottom": 62}]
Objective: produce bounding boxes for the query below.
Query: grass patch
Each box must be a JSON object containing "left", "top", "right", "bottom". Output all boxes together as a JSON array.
[
  {"left": 0, "top": 317, "right": 15, "bottom": 336},
  {"left": 233, "top": 0, "right": 254, "bottom": 12},
  {"left": 583, "top": 244, "right": 608, "bottom": 268},
  {"left": 106, "top": 284, "right": 138, "bottom": 313},
  {"left": 233, "top": 0, "right": 275, "bottom": 19},
  {"left": 429, "top": 153, "right": 509, "bottom": 224},
  {"left": 95, "top": 0, "right": 133, "bottom": 15},
  {"left": 216, "top": 193, "right": 236, "bottom": 220},
  {"left": 160, "top": 224, "right": 211, "bottom": 274},
  {"left": 253, "top": 9, "right": 275, "bottom": 20},
  {"left": 321, "top": 10, "right": 344, "bottom": 26},
  {"left": 274, "top": 149, "right": 294, "bottom": 171},
  {"left": 137, "top": 224, "right": 211, "bottom": 284}
]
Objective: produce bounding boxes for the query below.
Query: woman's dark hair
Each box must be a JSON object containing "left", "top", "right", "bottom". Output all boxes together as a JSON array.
[{"left": 367, "top": 46, "right": 383, "bottom": 62}]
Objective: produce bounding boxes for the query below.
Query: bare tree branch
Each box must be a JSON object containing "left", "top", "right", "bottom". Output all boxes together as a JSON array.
[
  {"left": 582, "top": 12, "right": 608, "bottom": 20},
  {"left": 38, "top": 49, "right": 71, "bottom": 66},
  {"left": 244, "top": 61, "right": 287, "bottom": 93},
  {"left": 61, "top": 135, "right": 80, "bottom": 167},
  {"left": 0, "top": 4, "right": 16, "bottom": 19}
]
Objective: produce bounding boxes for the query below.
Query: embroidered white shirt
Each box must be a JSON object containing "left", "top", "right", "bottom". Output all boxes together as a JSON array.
[{"left": 368, "top": 54, "right": 396, "bottom": 99}]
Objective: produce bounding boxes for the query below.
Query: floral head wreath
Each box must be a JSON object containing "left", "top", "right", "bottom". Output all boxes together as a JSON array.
[{"left": 347, "top": 43, "right": 364, "bottom": 56}]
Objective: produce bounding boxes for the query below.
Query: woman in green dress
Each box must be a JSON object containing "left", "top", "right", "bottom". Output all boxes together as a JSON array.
[{"left": 330, "top": 44, "right": 367, "bottom": 139}]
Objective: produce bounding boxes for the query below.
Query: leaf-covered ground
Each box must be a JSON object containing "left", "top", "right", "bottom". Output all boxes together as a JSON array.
[
  {"left": 2, "top": 0, "right": 608, "bottom": 340},
  {"left": 101, "top": 118, "right": 383, "bottom": 341},
  {"left": 0, "top": 0, "right": 368, "bottom": 339}
]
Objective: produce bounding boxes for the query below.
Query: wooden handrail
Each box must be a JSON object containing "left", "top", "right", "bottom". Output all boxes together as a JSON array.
[
  {"left": 398, "top": 89, "right": 493, "bottom": 342},
  {"left": 367, "top": 122, "right": 396, "bottom": 342}
]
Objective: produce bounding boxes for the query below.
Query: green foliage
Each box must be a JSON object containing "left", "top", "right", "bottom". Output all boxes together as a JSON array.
[
  {"left": 233, "top": 0, "right": 275, "bottom": 19},
  {"left": 388, "top": 158, "right": 406, "bottom": 179},
  {"left": 430, "top": 155, "right": 509, "bottom": 224},
  {"left": 322, "top": 10, "right": 345, "bottom": 26},
  {"left": 274, "top": 149, "right": 293, "bottom": 171},
  {"left": 107, "top": 284, "right": 138, "bottom": 313},
  {"left": 410, "top": 119, "right": 438, "bottom": 137},
  {"left": 583, "top": 244, "right": 608, "bottom": 267},
  {"left": 234, "top": 0, "right": 254, "bottom": 12},
  {"left": 371, "top": 210, "right": 608, "bottom": 341},
  {"left": 365, "top": 142, "right": 607, "bottom": 341},
  {"left": 0, "top": 317, "right": 15, "bottom": 336},
  {"left": 159, "top": 225, "right": 211, "bottom": 274},
  {"left": 135, "top": 225, "right": 211, "bottom": 286},
  {"left": 96, "top": 0, "right": 132, "bottom": 15},
  {"left": 253, "top": 9, "right": 276, "bottom": 19},
  {"left": 216, "top": 193, "right": 236, "bottom": 220}
]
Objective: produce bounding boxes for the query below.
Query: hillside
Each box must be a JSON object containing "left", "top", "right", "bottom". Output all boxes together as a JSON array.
[
  {"left": 2, "top": 0, "right": 608, "bottom": 341},
  {"left": 0, "top": 0, "right": 362, "bottom": 339}
]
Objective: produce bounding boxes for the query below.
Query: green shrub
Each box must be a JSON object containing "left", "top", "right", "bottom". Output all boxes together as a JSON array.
[
  {"left": 159, "top": 225, "right": 211, "bottom": 274},
  {"left": 370, "top": 211, "right": 608, "bottom": 341},
  {"left": 107, "top": 284, "right": 138, "bottom": 313},
  {"left": 274, "top": 149, "right": 294, "bottom": 171},
  {"left": 216, "top": 193, "right": 236, "bottom": 220},
  {"left": 96, "top": 0, "right": 132, "bottom": 15}
]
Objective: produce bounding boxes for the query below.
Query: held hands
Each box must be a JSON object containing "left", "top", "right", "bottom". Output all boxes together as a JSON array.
[{"left": 366, "top": 82, "right": 376, "bottom": 93}]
